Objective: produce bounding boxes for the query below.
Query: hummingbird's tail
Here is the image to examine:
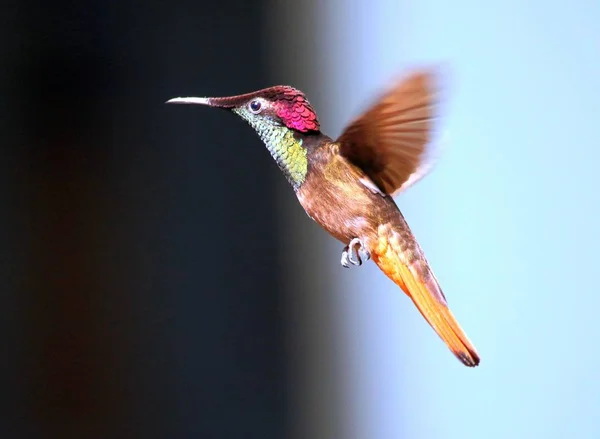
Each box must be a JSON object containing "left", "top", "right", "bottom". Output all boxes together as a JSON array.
[{"left": 370, "top": 221, "right": 480, "bottom": 367}]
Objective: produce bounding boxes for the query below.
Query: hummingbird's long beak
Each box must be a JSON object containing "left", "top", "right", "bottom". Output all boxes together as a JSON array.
[
  {"left": 166, "top": 97, "right": 212, "bottom": 105},
  {"left": 166, "top": 96, "right": 242, "bottom": 109}
]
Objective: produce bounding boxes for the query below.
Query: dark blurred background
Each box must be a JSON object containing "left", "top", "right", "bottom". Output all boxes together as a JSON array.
[
  {"left": 1, "top": 1, "right": 289, "bottom": 438},
  {"left": 2, "top": 1, "right": 600, "bottom": 438}
]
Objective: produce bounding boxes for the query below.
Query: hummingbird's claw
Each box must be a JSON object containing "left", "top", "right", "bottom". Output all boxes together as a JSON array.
[
  {"left": 341, "top": 249, "right": 353, "bottom": 268},
  {"left": 341, "top": 238, "right": 371, "bottom": 268},
  {"left": 358, "top": 245, "right": 371, "bottom": 264}
]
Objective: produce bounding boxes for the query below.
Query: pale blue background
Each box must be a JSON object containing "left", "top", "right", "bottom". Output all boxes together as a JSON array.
[{"left": 273, "top": 0, "right": 600, "bottom": 438}]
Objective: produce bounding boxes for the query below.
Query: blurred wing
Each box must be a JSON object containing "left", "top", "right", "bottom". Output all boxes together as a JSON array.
[{"left": 336, "top": 69, "right": 445, "bottom": 196}]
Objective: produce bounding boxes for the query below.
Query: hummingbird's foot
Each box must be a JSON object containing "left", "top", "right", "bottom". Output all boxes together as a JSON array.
[{"left": 341, "top": 237, "right": 371, "bottom": 268}]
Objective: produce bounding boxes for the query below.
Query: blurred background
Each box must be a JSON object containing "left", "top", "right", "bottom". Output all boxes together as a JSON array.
[{"left": 1, "top": 0, "right": 599, "bottom": 438}]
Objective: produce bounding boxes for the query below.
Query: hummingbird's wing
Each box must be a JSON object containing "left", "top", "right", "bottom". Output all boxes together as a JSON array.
[{"left": 336, "top": 69, "right": 445, "bottom": 196}]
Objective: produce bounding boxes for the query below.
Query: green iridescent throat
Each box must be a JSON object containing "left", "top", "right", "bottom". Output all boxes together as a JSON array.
[{"left": 235, "top": 111, "right": 308, "bottom": 189}]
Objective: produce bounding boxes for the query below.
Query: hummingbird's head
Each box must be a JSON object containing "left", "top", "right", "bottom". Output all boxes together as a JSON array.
[
  {"left": 167, "top": 86, "right": 320, "bottom": 189},
  {"left": 166, "top": 86, "right": 320, "bottom": 134}
]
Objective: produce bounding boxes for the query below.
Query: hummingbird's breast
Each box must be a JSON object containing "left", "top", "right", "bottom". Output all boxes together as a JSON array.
[{"left": 296, "top": 143, "right": 399, "bottom": 245}]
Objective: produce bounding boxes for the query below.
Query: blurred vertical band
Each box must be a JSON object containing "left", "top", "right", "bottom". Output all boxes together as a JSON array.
[
  {"left": 265, "top": 1, "right": 344, "bottom": 437},
  {"left": 267, "top": 1, "right": 415, "bottom": 438}
]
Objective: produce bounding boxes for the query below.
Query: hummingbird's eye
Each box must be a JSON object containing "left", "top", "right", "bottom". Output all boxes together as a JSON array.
[{"left": 249, "top": 100, "right": 262, "bottom": 113}]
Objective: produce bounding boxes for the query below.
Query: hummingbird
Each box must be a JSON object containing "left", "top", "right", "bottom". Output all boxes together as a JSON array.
[{"left": 167, "top": 69, "right": 480, "bottom": 367}]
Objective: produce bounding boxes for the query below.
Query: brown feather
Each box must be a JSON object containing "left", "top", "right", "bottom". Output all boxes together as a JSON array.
[
  {"left": 296, "top": 141, "right": 479, "bottom": 367},
  {"left": 336, "top": 69, "right": 444, "bottom": 195},
  {"left": 371, "top": 222, "right": 480, "bottom": 367}
]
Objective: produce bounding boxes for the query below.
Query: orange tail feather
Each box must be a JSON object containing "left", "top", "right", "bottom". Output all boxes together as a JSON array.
[{"left": 371, "top": 224, "right": 480, "bottom": 367}]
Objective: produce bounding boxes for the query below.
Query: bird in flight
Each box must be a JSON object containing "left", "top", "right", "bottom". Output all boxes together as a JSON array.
[{"left": 167, "top": 69, "right": 480, "bottom": 367}]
